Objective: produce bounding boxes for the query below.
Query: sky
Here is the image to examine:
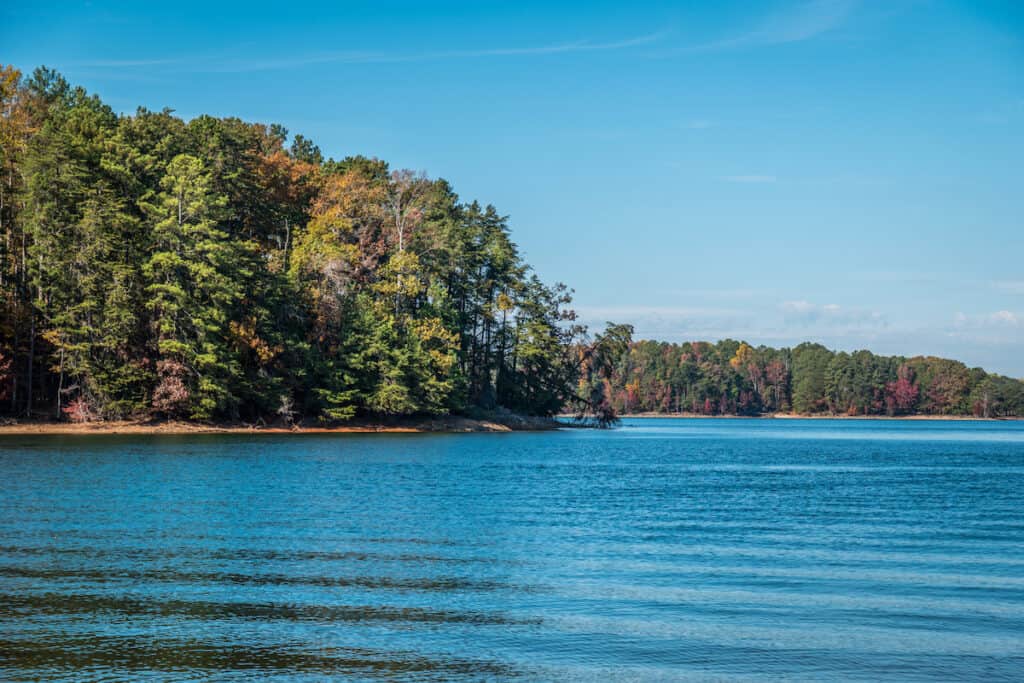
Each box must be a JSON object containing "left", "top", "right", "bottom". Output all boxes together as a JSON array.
[{"left": 2, "top": 0, "right": 1023, "bottom": 375}]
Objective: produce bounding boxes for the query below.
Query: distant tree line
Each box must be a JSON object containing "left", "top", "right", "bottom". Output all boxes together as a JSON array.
[
  {"left": 0, "top": 65, "right": 626, "bottom": 424},
  {"left": 604, "top": 340, "right": 1024, "bottom": 418}
]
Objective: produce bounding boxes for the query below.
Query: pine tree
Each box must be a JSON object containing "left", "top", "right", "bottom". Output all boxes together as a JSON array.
[{"left": 141, "top": 154, "right": 248, "bottom": 419}]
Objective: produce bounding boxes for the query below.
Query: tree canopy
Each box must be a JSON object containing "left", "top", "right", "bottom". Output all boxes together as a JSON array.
[
  {"left": 0, "top": 65, "right": 625, "bottom": 425},
  {"left": 1, "top": 64, "right": 1017, "bottom": 424},
  {"left": 602, "top": 339, "right": 1023, "bottom": 418}
]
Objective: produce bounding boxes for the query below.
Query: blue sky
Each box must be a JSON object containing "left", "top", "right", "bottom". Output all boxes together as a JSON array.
[{"left": 3, "top": 0, "right": 1023, "bottom": 375}]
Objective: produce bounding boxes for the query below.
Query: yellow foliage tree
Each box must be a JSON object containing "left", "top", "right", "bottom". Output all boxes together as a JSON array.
[{"left": 730, "top": 342, "right": 754, "bottom": 370}]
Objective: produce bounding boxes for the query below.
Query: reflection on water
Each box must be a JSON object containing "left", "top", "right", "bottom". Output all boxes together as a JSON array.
[
  {"left": 0, "top": 565, "right": 516, "bottom": 591},
  {"left": 1, "top": 418, "right": 1023, "bottom": 681},
  {"left": 0, "top": 592, "right": 539, "bottom": 625},
  {"left": 0, "top": 635, "right": 518, "bottom": 679}
]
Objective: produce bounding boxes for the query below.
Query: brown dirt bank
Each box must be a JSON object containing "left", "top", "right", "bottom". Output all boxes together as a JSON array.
[{"left": 0, "top": 413, "right": 562, "bottom": 436}]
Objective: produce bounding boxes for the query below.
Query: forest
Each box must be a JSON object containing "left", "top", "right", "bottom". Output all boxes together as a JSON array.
[
  {"left": 0, "top": 65, "right": 626, "bottom": 425},
  {"left": 1, "top": 65, "right": 1020, "bottom": 425},
  {"left": 604, "top": 339, "right": 1024, "bottom": 418}
]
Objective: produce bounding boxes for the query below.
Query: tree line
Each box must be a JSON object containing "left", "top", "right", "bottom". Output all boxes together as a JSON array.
[
  {"left": 604, "top": 339, "right": 1024, "bottom": 418},
  {"left": 0, "top": 65, "right": 628, "bottom": 425},
  {"left": 3, "top": 65, "right": 1016, "bottom": 425}
]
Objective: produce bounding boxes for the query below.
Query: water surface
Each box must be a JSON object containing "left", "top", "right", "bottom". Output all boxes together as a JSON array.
[{"left": 1, "top": 418, "right": 1023, "bottom": 680}]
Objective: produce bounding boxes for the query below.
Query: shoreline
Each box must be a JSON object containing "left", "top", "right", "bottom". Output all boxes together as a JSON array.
[
  {"left": 2, "top": 413, "right": 1018, "bottom": 435},
  {"left": 0, "top": 414, "right": 562, "bottom": 436},
  {"left": 616, "top": 412, "right": 1020, "bottom": 421}
]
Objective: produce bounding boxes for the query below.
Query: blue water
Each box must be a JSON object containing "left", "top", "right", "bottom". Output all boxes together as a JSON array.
[{"left": 1, "top": 418, "right": 1023, "bottom": 681}]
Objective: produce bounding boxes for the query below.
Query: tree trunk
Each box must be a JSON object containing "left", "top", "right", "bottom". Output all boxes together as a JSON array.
[
  {"left": 56, "top": 347, "right": 64, "bottom": 419},
  {"left": 25, "top": 310, "right": 34, "bottom": 417}
]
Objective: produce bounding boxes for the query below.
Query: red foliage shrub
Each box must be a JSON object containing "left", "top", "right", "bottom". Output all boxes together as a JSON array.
[
  {"left": 62, "top": 397, "right": 98, "bottom": 423},
  {"left": 152, "top": 359, "right": 190, "bottom": 416},
  {"left": 885, "top": 364, "right": 919, "bottom": 415}
]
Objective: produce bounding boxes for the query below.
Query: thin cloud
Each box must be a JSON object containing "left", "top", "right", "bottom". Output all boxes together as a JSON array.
[
  {"left": 576, "top": 305, "right": 744, "bottom": 318},
  {"left": 575, "top": 305, "right": 751, "bottom": 339},
  {"left": 664, "top": 288, "right": 762, "bottom": 299},
  {"left": 74, "top": 30, "right": 669, "bottom": 74},
  {"left": 948, "top": 312, "right": 1023, "bottom": 354},
  {"left": 77, "top": 58, "right": 183, "bottom": 68},
  {"left": 955, "top": 310, "right": 1021, "bottom": 328},
  {"left": 780, "top": 300, "right": 886, "bottom": 328},
  {"left": 993, "top": 280, "right": 1024, "bottom": 294},
  {"left": 668, "top": 0, "right": 858, "bottom": 54},
  {"left": 576, "top": 300, "right": 889, "bottom": 347},
  {"left": 721, "top": 174, "right": 776, "bottom": 183},
  {"left": 576, "top": 301, "right": 1021, "bottom": 375},
  {"left": 990, "top": 310, "right": 1020, "bottom": 325}
]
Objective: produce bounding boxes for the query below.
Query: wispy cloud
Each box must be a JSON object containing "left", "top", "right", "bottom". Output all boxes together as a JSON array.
[
  {"left": 955, "top": 310, "right": 1021, "bottom": 328},
  {"left": 993, "top": 280, "right": 1024, "bottom": 294},
  {"left": 780, "top": 300, "right": 886, "bottom": 328},
  {"left": 575, "top": 300, "right": 1023, "bottom": 375},
  {"left": 670, "top": 0, "right": 859, "bottom": 54},
  {"left": 664, "top": 288, "right": 762, "bottom": 300},
  {"left": 75, "top": 30, "right": 669, "bottom": 74},
  {"left": 574, "top": 305, "right": 752, "bottom": 340},
  {"left": 948, "top": 311, "right": 1022, "bottom": 353},
  {"left": 575, "top": 305, "right": 744, "bottom": 319},
  {"left": 576, "top": 299, "right": 891, "bottom": 350},
  {"left": 721, "top": 174, "right": 776, "bottom": 183},
  {"left": 76, "top": 58, "right": 182, "bottom": 68}
]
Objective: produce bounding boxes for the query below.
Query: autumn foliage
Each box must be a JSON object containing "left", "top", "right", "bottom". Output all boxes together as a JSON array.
[
  {"left": 601, "top": 340, "right": 1024, "bottom": 417},
  {"left": 0, "top": 64, "right": 608, "bottom": 424},
  {"left": 0, "top": 64, "right": 1019, "bottom": 424}
]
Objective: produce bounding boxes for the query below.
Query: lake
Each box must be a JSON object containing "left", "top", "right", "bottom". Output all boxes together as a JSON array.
[{"left": 1, "top": 418, "right": 1023, "bottom": 681}]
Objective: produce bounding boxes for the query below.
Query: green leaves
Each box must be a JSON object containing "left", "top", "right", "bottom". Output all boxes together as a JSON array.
[
  {"left": 141, "top": 154, "right": 246, "bottom": 419},
  {"left": 0, "top": 66, "right": 610, "bottom": 424}
]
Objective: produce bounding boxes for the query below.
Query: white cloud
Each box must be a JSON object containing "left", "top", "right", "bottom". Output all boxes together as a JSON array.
[
  {"left": 781, "top": 300, "right": 816, "bottom": 314},
  {"left": 944, "top": 314, "right": 1023, "bottom": 370},
  {"left": 780, "top": 300, "right": 885, "bottom": 327}
]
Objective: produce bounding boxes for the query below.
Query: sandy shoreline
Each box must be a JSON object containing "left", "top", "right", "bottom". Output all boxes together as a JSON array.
[
  {"left": 0, "top": 414, "right": 562, "bottom": 436},
  {"left": 1, "top": 413, "right": 1017, "bottom": 435}
]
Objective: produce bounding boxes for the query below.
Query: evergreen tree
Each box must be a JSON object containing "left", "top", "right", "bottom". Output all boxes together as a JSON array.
[
  {"left": 142, "top": 154, "right": 247, "bottom": 419},
  {"left": 791, "top": 343, "right": 833, "bottom": 413}
]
